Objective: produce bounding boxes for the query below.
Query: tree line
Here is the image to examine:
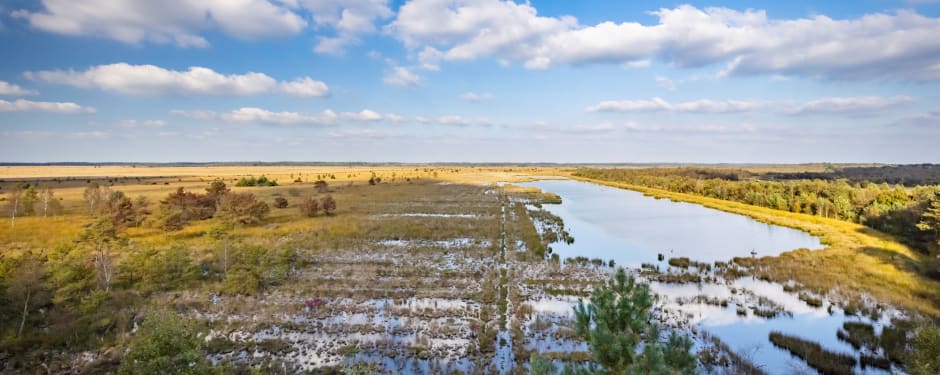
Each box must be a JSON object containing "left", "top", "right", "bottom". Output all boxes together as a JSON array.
[{"left": 572, "top": 168, "right": 940, "bottom": 276}]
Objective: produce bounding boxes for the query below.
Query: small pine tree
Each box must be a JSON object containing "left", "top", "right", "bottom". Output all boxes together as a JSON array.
[{"left": 572, "top": 268, "right": 696, "bottom": 375}]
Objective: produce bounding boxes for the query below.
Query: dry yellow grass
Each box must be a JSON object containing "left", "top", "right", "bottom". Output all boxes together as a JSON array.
[{"left": 4, "top": 165, "right": 936, "bottom": 318}]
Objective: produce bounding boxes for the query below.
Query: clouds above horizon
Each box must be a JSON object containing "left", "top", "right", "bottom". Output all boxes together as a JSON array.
[
  {"left": 3, "top": 1, "right": 940, "bottom": 163},
  {"left": 13, "top": 0, "right": 308, "bottom": 47},
  {"left": 0, "top": 81, "right": 38, "bottom": 96},
  {"left": 170, "top": 107, "right": 401, "bottom": 126},
  {"left": 25, "top": 63, "right": 329, "bottom": 97},
  {"left": 0, "top": 99, "right": 95, "bottom": 113},
  {"left": 586, "top": 96, "right": 916, "bottom": 116},
  {"left": 390, "top": 2, "right": 940, "bottom": 81}
]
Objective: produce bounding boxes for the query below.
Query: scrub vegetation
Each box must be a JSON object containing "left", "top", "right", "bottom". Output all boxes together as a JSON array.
[{"left": 0, "top": 164, "right": 938, "bottom": 374}]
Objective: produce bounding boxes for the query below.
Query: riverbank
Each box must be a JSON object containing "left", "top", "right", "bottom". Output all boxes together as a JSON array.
[{"left": 568, "top": 175, "right": 940, "bottom": 318}]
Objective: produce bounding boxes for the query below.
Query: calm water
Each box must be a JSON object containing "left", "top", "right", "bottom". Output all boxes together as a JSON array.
[
  {"left": 519, "top": 179, "right": 899, "bottom": 375},
  {"left": 519, "top": 179, "right": 823, "bottom": 266}
]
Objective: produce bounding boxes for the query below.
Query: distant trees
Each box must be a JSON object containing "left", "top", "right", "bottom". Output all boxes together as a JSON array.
[
  {"left": 235, "top": 175, "right": 277, "bottom": 187},
  {"left": 574, "top": 168, "right": 940, "bottom": 254}
]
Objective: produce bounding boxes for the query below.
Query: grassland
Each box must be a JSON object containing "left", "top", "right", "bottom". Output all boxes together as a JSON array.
[
  {"left": 1, "top": 164, "right": 937, "bottom": 373},
  {"left": 0, "top": 165, "right": 617, "bottom": 373}
]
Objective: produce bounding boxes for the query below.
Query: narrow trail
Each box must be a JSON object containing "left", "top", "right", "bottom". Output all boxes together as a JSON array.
[{"left": 492, "top": 192, "right": 515, "bottom": 373}]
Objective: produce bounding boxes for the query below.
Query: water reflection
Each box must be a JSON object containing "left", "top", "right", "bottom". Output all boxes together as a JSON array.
[{"left": 519, "top": 179, "right": 901, "bottom": 375}]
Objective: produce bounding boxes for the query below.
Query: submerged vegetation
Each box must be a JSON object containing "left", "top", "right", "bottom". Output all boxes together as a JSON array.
[
  {"left": 1, "top": 164, "right": 939, "bottom": 373},
  {"left": 572, "top": 167, "right": 940, "bottom": 319}
]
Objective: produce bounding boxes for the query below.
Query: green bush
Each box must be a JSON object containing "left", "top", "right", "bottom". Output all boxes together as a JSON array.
[{"left": 119, "top": 311, "right": 212, "bottom": 375}]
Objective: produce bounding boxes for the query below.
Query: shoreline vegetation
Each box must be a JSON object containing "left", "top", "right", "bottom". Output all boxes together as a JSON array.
[
  {"left": 567, "top": 174, "right": 940, "bottom": 318},
  {"left": 1, "top": 164, "right": 939, "bottom": 374}
]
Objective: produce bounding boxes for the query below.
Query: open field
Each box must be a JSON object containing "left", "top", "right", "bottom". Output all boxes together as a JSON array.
[{"left": 1, "top": 164, "right": 938, "bottom": 374}]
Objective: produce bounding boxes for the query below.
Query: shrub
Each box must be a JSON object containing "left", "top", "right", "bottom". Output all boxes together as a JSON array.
[
  {"left": 157, "top": 187, "right": 216, "bottom": 231},
  {"left": 235, "top": 175, "right": 277, "bottom": 187},
  {"left": 299, "top": 197, "right": 320, "bottom": 217},
  {"left": 668, "top": 257, "right": 691, "bottom": 269},
  {"left": 119, "top": 311, "right": 211, "bottom": 375},
  {"left": 320, "top": 195, "right": 337, "bottom": 215},
  {"left": 273, "top": 197, "right": 288, "bottom": 208},
  {"left": 217, "top": 192, "right": 269, "bottom": 225},
  {"left": 314, "top": 180, "right": 329, "bottom": 193}
]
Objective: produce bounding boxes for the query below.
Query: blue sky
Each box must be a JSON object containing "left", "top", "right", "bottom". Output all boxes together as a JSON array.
[{"left": 1, "top": 0, "right": 939, "bottom": 163}]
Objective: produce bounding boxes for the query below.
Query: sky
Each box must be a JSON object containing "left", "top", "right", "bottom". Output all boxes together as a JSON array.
[{"left": 1, "top": 0, "right": 939, "bottom": 164}]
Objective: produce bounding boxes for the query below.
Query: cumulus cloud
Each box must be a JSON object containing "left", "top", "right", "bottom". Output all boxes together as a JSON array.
[
  {"left": 586, "top": 97, "right": 761, "bottom": 113},
  {"left": 171, "top": 107, "right": 400, "bottom": 125},
  {"left": 0, "top": 81, "right": 38, "bottom": 96},
  {"left": 26, "top": 63, "right": 329, "bottom": 97},
  {"left": 587, "top": 96, "right": 914, "bottom": 115},
  {"left": 13, "top": 0, "right": 307, "bottom": 47},
  {"left": 278, "top": 77, "right": 331, "bottom": 97},
  {"left": 383, "top": 66, "right": 421, "bottom": 87},
  {"left": 459, "top": 92, "right": 493, "bottom": 102},
  {"left": 388, "top": 1, "right": 940, "bottom": 81},
  {"left": 0, "top": 99, "right": 95, "bottom": 113},
  {"left": 304, "top": 0, "right": 393, "bottom": 55}
]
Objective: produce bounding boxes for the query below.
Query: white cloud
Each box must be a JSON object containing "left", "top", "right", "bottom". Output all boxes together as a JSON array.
[
  {"left": 587, "top": 96, "right": 914, "bottom": 115},
  {"left": 623, "top": 60, "right": 651, "bottom": 69},
  {"left": 586, "top": 97, "right": 760, "bottom": 113},
  {"left": 304, "top": 0, "right": 393, "bottom": 55},
  {"left": 171, "top": 107, "right": 401, "bottom": 125},
  {"left": 26, "top": 63, "right": 329, "bottom": 97},
  {"left": 388, "top": 2, "right": 940, "bottom": 81},
  {"left": 222, "top": 107, "right": 338, "bottom": 125},
  {"left": 435, "top": 115, "right": 491, "bottom": 127},
  {"left": 0, "top": 99, "right": 95, "bottom": 113},
  {"left": 0, "top": 81, "right": 38, "bottom": 96},
  {"left": 459, "top": 92, "right": 493, "bottom": 102},
  {"left": 114, "top": 119, "right": 166, "bottom": 128},
  {"left": 278, "top": 77, "right": 330, "bottom": 97},
  {"left": 14, "top": 0, "right": 307, "bottom": 47},
  {"left": 623, "top": 122, "right": 756, "bottom": 134},
  {"left": 784, "top": 96, "right": 915, "bottom": 116},
  {"left": 383, "top": 66, "right": 421, "bottom": 87}
]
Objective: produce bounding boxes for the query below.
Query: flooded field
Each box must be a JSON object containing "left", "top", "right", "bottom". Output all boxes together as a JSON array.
[
  {"left": 164, "top": 179, "right": 913, "bottom": 374},
  {"left": 521, "top": 179, "right": 909, "bottom": 375}
]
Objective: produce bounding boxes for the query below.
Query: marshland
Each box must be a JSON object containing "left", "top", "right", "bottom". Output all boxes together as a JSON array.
[{"left": 0, "top": 164, "right": 938, "bottom": 375}]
